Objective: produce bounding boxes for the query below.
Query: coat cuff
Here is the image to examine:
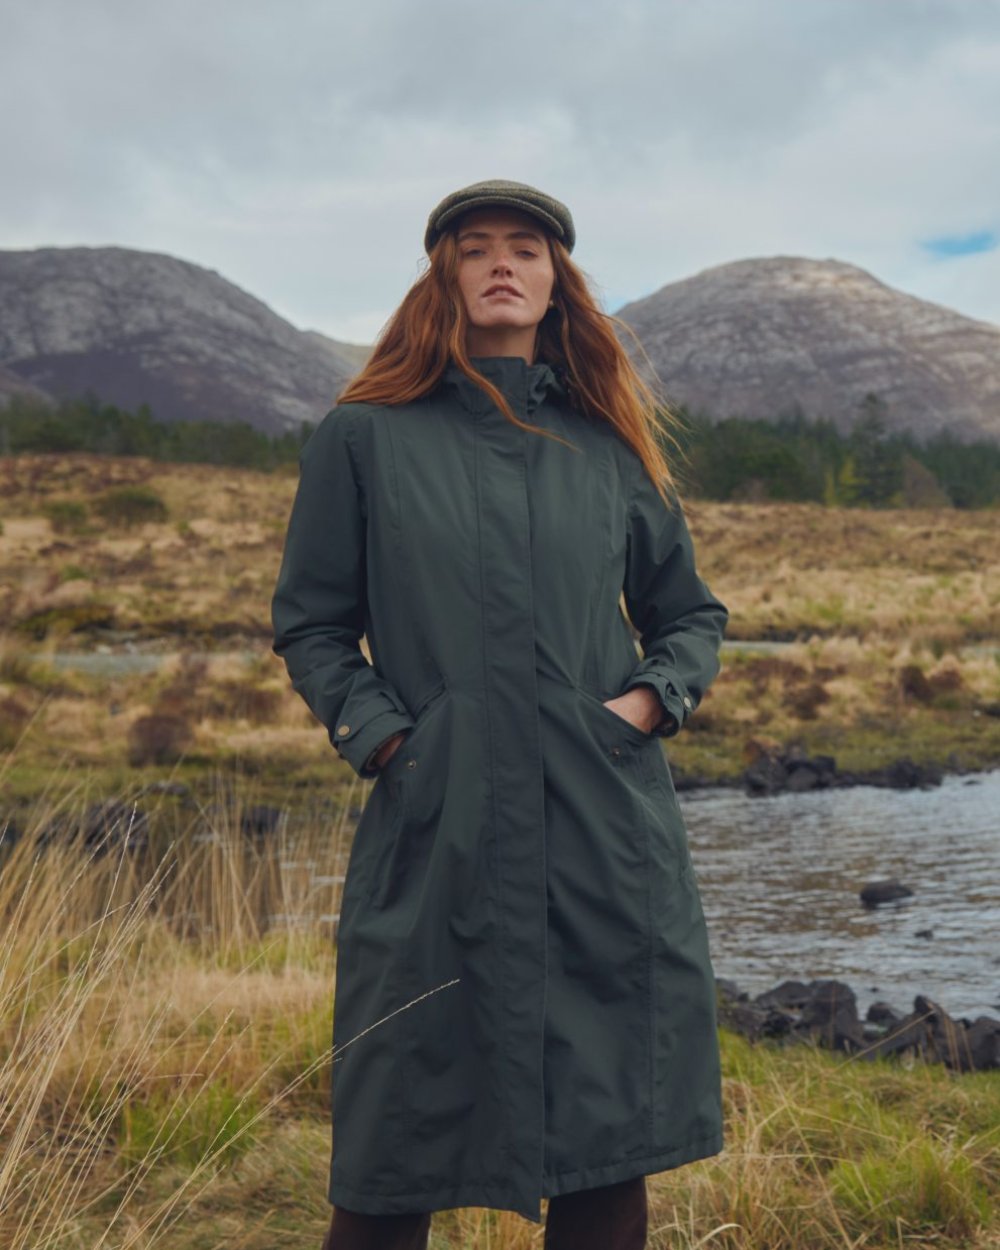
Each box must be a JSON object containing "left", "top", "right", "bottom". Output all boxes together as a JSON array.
[
  {"left": 623, "top": 667, "right": 696, "bottom": 739},
  {"left": 330, "top": 695, "right": 416, "bottom": 779}
]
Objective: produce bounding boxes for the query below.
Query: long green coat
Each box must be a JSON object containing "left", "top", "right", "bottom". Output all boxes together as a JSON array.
[{"left": 271, "top": 355, "right": 728, "bottom": 1223}]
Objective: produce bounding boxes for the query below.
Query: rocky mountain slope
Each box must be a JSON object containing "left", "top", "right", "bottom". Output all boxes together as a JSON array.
[
  {"left": 2, "top": 246, "right": 997, "bottom": 442},
  {"left": 0, "top": 247, "right": 360, "bottom": 434},
  {"left": 615, "top": 257, "right": 1000, "bottom": 442}
]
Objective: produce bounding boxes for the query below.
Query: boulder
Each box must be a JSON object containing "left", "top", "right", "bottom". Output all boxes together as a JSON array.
[
  {"left": 754, "top": 979, "right": 812, "bottom": 1010},
  {"left": 964, "top": 1017, "right": 1000, "bottom": 1070},
  {"left": 860, "top": 879, "right": 914, "bottom": 906},
  {"left": 866, "top": 1000, "right": 904, "bottom": 1028},
  {"left": 866, "top": 995, "right": 977, "bottom": 1071},
  {"left": 240, "top": 805, "right": 289, "bottom": 838},
  {"left": 37, "top": 798, "right": 150, "bottom": 856},
  {"left": 794, "top": 978, "right": 865, "bottom": 1052}
]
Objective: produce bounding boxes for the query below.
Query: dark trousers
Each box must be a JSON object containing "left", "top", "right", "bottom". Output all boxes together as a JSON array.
[{"left": 320, "top": 1175, "right": 648, "bottom": 1249}]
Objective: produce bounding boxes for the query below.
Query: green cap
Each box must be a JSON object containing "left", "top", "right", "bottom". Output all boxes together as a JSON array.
[{"left": 424, "top": 179, "right": 576, "bottom": 254}]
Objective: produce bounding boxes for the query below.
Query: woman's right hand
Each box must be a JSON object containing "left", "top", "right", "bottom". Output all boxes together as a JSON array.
[{"left": 373, "top": 730, "right": 408, "bottom": 770}]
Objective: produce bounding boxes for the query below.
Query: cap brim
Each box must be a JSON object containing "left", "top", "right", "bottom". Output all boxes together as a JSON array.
[{"left": 425, "top": 195, "right": 569, "bottom": 253}]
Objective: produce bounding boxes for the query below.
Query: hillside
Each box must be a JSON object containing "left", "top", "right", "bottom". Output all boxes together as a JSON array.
[
  {"left": 615, "top": 256, "right": 1000, "bottom": 442},
  {"left": 0, "top": 247, "right": 361, "bottom": 434}
]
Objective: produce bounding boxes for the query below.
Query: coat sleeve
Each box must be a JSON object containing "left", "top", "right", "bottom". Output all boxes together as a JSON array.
[
  {"left": 620, "top": 455, "right": 729, "bottom": 739},
  {"left": 270, "top": 406, "right": 416, "bottom": 778}
]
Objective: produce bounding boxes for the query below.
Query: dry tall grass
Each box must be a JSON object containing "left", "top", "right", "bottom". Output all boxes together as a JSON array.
[
  {"left": 1, "top": 772, "right": 998, "bottom": 1249},
  {"left": 0, "top": 778, "right": 355, "bottom": 1249}
]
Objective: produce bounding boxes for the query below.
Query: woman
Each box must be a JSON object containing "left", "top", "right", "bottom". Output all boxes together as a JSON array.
[{"left": 271, "top": 179, "right": 729, "bottom": 1250}]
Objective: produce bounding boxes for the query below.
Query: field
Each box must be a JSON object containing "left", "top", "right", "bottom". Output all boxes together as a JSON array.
[
  {"left": 2, "top": 452, "right": 1000, "bottom": 1248},
  {"left": 1, "top": 454, "right": 998, "bottom": 806}
]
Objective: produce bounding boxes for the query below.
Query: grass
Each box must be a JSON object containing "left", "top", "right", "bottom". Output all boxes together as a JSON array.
[
  {"left": 0, "top": 633, "right": 997, "bottom": 804},
  {"left": 1, "top": 452, "right": 998, "bottom": 800},
  {"left": 0, "top": 779, "right": 998, "bottom": 1247},
  {"left": 2, "top": 456, "right": 999, "bottom": 649}
]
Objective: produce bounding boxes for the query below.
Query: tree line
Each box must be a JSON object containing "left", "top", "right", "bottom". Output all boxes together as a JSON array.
[{"left": 1, "top": 390, "right": 998, "bottom": 508}]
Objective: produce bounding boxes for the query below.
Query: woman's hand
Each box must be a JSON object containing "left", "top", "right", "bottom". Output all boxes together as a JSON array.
[
  {"left": 373, "top": 730, "right": 408, "bottom": 770},
  {"left": 603, "top": 685, "right": 675, "bottom": 735}
]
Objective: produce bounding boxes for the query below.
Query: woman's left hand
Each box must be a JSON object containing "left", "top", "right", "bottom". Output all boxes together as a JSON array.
[{"left": 603, "top": 685, "right": 673, "bottom": 735}]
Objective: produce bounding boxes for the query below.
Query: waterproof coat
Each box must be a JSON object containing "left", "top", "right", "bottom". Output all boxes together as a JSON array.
[{"left": 271, "top": 355, "right": 729, "bottom": 1223}]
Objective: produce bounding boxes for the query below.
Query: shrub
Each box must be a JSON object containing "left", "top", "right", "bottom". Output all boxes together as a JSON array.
[
  {"left": 92, "top": 486, "right": 168, "bottom": 527},
  {"left": 899, "top": 664, "right": 933, "bottom": 704},
  {"left": 785, "top": 681, "right": 831, "bottom": 720},
  {"left": 43, "top": 499, "right": 89, "bottom": 534},
  {"left": 127, "top": 713, "right": 192, "bottom": 765}
]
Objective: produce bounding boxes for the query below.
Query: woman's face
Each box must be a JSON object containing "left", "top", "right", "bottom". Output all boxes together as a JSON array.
[{"left": 454, "top": 208, "right": 556, "bottom": 339}]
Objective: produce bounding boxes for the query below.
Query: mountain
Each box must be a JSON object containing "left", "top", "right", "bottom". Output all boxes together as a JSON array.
[
  {"left": 3, "top": 246, "right": 997, "bottom": 444},
  {"left": 0, "top": 247, "right": 361, "bottom": 434},
  {"left": 614, "top": 257, "right": 1000, "bottom": 442}
]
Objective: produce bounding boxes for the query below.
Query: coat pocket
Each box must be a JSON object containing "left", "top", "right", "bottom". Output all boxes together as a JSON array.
[
  {"left": 575, "top": 684, "right": 688, "bottom": 880},
  {"left": 365, "top": 682, "right": 451, "bottom": 910},
  {"left": 575, "top": 684, "right": 657, "bottom": 749}
]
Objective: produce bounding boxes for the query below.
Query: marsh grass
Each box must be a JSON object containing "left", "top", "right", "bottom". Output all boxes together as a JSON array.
[
  {"left": 3, "top": 456, "right": 999, "bottom": 648},
  {"left": 0, "top": 767, "right": 998, "bottom": 1248}
]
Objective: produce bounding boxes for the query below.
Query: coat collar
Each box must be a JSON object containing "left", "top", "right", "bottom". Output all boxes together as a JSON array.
[{"left": 440, "top": 355, "right": 567, "bottom": 416}]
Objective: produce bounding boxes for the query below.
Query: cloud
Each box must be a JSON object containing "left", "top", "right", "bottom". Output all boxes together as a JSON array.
[{"left": 2, "top": 0, "right": 999, "bottom": 339}]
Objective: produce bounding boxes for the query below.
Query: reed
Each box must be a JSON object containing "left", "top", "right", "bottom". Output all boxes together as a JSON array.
[{"left": 1, "top": 765, "right": 998, "bottom": 1248}]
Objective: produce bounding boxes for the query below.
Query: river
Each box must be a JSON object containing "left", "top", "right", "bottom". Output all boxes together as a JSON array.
[{"left": 683, "top": 769, "right": 1000, "bottom": 1022}]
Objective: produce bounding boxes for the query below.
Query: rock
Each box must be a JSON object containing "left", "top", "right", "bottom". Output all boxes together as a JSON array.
[
  {"left": 914, "top": 927, "right": 934, "bottom": 939},
  {"left": 743, "top": 750, "right": 790, "bottom": 796},
  {"left": 866, "top": 995, "right": 976, "bottom": 1071},
  {"left": 964, "top": 1017, "right": 1000, "bottom": 1070},
  {"left": 754, "top": 979, "right": 812, "bottom": 1010},
  {"left": 37, "top": 798, "right": 150, "bottom": 856},
  {"left": 240, "top": 805, "right": 289, "bottom": 838},
  {"left": 743, "top": 745, "right": 839, "bottom": 795},
  {"left": 794, "top": 979, "right": 865, "bottom": 1052},
  {"left": 860, "top": 879, "right": 914, "bottom": 906},
  {"left": 715, "top": 977, "right": 747, "bottom": 1003},
  {"left": 866, "top": 1001, "right": 903, "bottom": 1028},
  {"left": 786, "top": 765, "right": 822, "bottom": 792},
  {"left": 718, "top": 976, "right": 1000, "bottom": 1073},
  {"left": 882, "top": 759, "right": 943, "bottom": 789},
  {"left": 717, "top": 998, "right": 794, "bottom": 1042}
]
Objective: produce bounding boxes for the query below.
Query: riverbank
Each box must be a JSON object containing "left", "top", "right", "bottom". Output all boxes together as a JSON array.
[{"left": 1, "top": 809, "right": 998, "bottom": 1250}]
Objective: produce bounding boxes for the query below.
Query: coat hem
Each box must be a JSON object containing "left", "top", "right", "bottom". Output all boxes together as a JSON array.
[
  {"left": 541, "top": 1129, "right": 724, "bottom": 1199},
  {"left": 327, "top": 1130, "right": 724, "bottom": 1224}
]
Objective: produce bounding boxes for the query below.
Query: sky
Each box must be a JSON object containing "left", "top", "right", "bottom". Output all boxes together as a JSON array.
[{"left": 2, "top": 0, "right": 999, "bottom": 344}]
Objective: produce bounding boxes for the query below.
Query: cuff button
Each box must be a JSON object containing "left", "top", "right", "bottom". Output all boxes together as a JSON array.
[
  {"left": 337, "top": 724, "right": 351, "bottom": 736},
  {"left": 682, "top": 696, "right": 693, "bottom": 710}
]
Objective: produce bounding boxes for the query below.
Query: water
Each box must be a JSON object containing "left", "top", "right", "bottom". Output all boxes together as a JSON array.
[{"left": 683, "top": 770, "right": 1000, "bottom": 1022}]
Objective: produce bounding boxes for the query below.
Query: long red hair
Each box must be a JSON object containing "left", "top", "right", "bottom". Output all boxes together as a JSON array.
[{"left": 337, "top": 230, "right": 682, "bottom": 503}]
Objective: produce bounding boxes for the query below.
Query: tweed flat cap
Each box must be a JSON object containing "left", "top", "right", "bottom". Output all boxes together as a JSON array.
[{"left": 424, "top": 179, "right": 576, "bottom": 254}]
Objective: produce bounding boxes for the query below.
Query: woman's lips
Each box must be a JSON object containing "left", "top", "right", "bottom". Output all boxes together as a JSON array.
[{"left": 483, "top": 287, "right": 522, "bottom": 298}]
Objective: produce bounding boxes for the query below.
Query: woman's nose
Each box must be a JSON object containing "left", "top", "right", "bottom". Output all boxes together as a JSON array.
[{"left": 491, "top": 252, "right": 514, "bottom": 274}]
